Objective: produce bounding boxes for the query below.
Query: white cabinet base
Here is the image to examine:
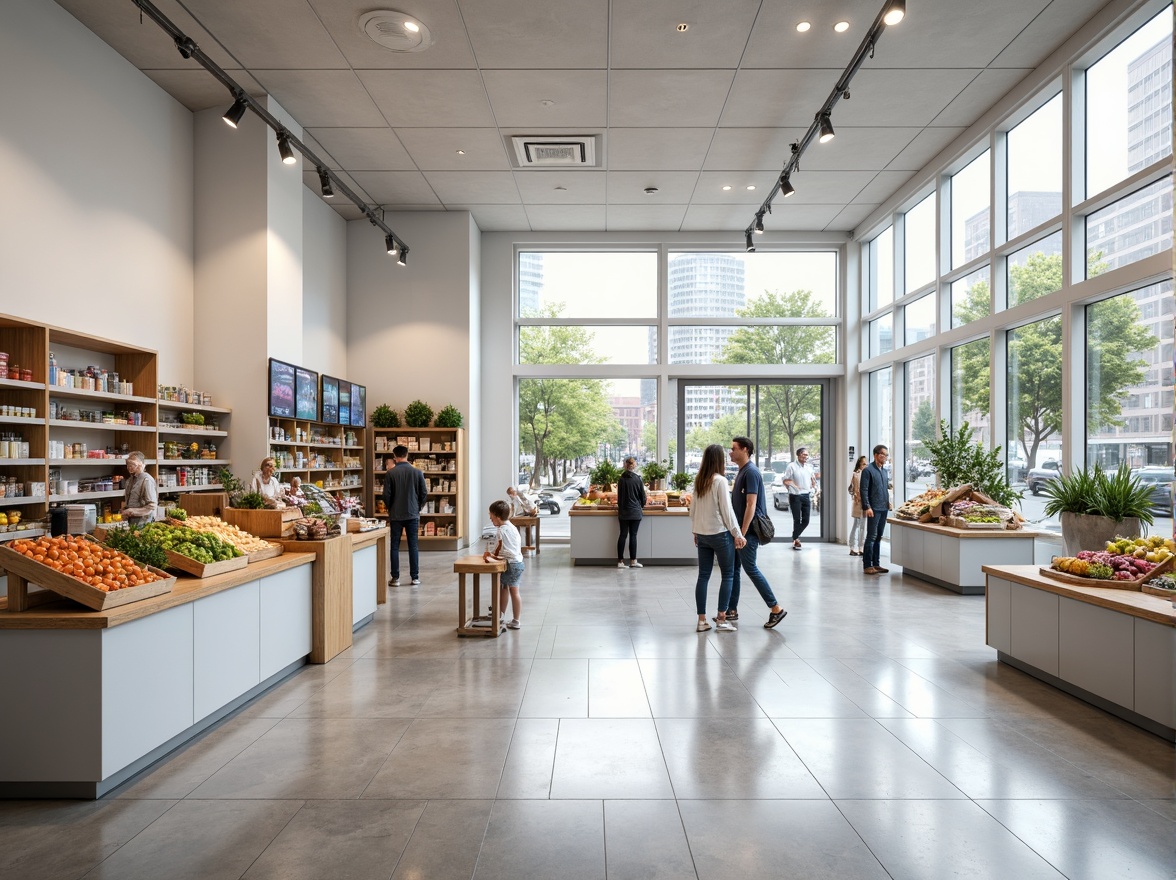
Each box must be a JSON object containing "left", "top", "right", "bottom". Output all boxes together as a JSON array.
[{"left": 570, "top": 514, "right": 695, "bottom": 565}]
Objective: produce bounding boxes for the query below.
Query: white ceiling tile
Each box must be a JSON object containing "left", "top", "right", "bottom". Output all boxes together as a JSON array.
[
  {"left": 331, "top": 203, "right": 368, "bottom": 221},
  {"left": 720, "top": 70, "right": 843, "bottom": 128},
  {"left": 606, "top": 172, "right": 701, "bottom": 204},
  {"left": 758, "top": 203, "right": 846, "bottom": 231},
  {"left": 831, "top": 69, "right": 981, "bottom": 127},
  {"left": 679, "top": 204, "right": 763, "bottom": 232},
  {"left": 704, "top": 127, "right": 807, "bottom": 171},
  {"left": 308, "top": 0, "right": 478, "bottom": 69},
  {"left": 610, "top": 70, "right": 735, "bottom": 127},
  {"left": 482, "top": 71, "right": 608, "bottom": 128},
  {"left": 607, "top": 204, "right": 689, "bottom": 231},
  {"left": 513, "top": 171, "right": 606, "bottom": 205},
  {"left": 694, "top": 171, "right": 877, "bottom": 205},
  {"left": 886, "top": 128, "right": 968, "bottom": 171},
  {"left": 358, "top": 70, "right": 495, "bottom": 127},
  {"left": 253, "top": 70, "right": 386, "bottom": 127},
  {"left": 423, "top": 171, "right": 521, "bottom": 204},
  {"left": 306, "top": 128, "right": 415, "bottom": 171},
  {"left": 867, "top": 0, "right": 1052, "bottom": 68},
  {"left": 990, "top": 0, "right": 1109, "bottom": 69},
  {"left": 607, "top": 129, "right": 714, "bottom": 171},
  {"left": 930, "top": 68, "right": 1033, "bottom": 127},
  {"left": 827, "top": 203, "right": 881, "bottom": 232},
  {"left": 609, "top": 0, "right": 762, "bottom": 69},
  {"left": 851, "top": 171, "right": 916, "bottom": 206},
  {"left": 793, "top": 127, "right": 923, "bottom": 172},
  {"left": 178, "top": 0, "right": 349, "bottom": 69},
  {"left": 462, "top": 205, "right": 532, "bottom": 231},
  {"left": 459, "top": 0, "right": 608, "bottom": 68},
  {"left": 348, "top": 171, "right": 442, "bottom": 205},
  {"left": 525, "top": 205, "right": 608, "bottom": 231},
  {"left": 141, "top": 70, "right": 264, "bottom": 113},
  {"left": 394, "top": 129, "right": 512, "bottom": 171},
  {"left": 741, "top": 0, "right": 884, "bottom": 68},
  {"left": 690, "top": 173, "right": 780, "bottom": 204}
]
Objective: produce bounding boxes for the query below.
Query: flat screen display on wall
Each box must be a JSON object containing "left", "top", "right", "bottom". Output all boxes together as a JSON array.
[
  {"left": 268, "top": 359, "right": 296, "bottom": 418},
  {"left": 338, "top": 383, "right": 351, "bottom": 425},
  {"left": 295, "top": 368, "right": 319, "bottom": 420},
  {"left": 320, "top": 376, "right": 339, "bottom": 424},
  {"left": 350, "top": 383, "right": 366, "bottom": 427}
]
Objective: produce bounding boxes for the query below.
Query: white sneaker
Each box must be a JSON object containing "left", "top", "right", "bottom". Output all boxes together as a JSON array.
[
  {"left": 411, "top": 578, "right": 421, "bottom": 586},
  {"left": 618, "top": 561, "right": 627, "bottom": 568},
  {"left": 715, "top": 620, "right": 738, "bottom": 632},
  {"left": 629, "top": 561, "right": 643, "bottom": 568},
  {"left": 506, "top": 619, "right": 521, "bottom": 629},
  {"left": 389, "top": 578, "right": 400, "bottom": 586}
]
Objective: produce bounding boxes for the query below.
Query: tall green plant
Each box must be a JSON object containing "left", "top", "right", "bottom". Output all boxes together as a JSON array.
[
  {"left": 590, "top": 459, "right": 622, "bottom": 490},
  {"left": 923, "top": 420, "right": 1021, "bottom": 508},
  {"left": 1042, "top": 463, "right": 1155, "bottom": 525},
  {"left": 1096, "top": 463, "right": 1155, "bottom": 524}
]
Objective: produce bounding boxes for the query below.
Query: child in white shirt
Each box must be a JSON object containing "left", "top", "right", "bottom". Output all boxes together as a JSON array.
[{"left": 484, "top": 499, "right": 524, "bottom": 629}]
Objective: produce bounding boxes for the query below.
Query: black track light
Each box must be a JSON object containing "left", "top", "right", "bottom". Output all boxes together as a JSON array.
[
  {"left": 818, "top": 113, "right": 835, "bottom": 144},
  {"left": 385, "top": 234, "right": 398, "bottom": 256},
  {"left": 745, "top": 232, "right": 755, "bottom": 253},
  {"left": 276, "top": 131, "right": 296, "bottom": 165},
  {"left": 222, "top": 96, "right": 248, "bottom": 128},
  {"left": 754, "top": 212, "right": 765, "bottom": 235},
  {"left": 318, "top": 167, "right": 335, "bottom": 198},
  {"left": 779, "top": 175, "right": 795, "bottom": 198},
  {"left": 883, "top": 0, "right": 906, "bottom": 26},
  {"left": 397, "top": 246, "right": 409, "bottom": 267}
]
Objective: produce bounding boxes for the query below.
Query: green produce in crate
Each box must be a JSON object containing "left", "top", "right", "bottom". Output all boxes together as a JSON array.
[
  {"left": 103, "top": 527, "right": 168, "bottom": 571},
  {"left": 137, "top": 522, "right": 242, "bottom": 562}
]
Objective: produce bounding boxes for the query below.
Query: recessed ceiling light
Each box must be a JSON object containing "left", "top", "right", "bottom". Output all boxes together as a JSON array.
[
  {"left": 644, "top": 187, "right": 659, "bottom": 195},
  {"left": 796, "top": 21, "right": 811, "bottom": 32},
  {"left": 455, "top": 149, "right": 465, "bottom": 155},
  {"left": 722, "top": 185, "right": 732, "bottom": 191},
  {"left": 746, "top": 185, "right": 756, "bottom": 190},
  {"left": 834, "top": 20, "right": 850, "bottom": 32},
  {"left": 676, "top": 23, "right": 688, "bottom": 32},
  {"left": 554, "top": 186, "right": 567, "bottom": 191},
  {"left": 403, "top": 19, "right": 419, "bottom": 33},
  {"left": 540, "top": 99, "right": 555, "bottom": 107}
]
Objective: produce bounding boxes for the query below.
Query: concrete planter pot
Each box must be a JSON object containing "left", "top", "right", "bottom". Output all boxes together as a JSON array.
[{"left": 1060, "top": 512, "right": 1140, "bottom": 556}]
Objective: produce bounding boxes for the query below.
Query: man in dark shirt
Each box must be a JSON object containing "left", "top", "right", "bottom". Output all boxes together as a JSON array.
[
  {"left": 728, "top": 436, "right": 788, "bottom": 629},
  {"left": 383, "top": 445, "right": 428, "bottom": 586}
]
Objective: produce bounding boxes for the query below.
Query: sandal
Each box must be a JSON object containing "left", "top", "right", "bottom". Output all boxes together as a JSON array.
[{"left": 696, "top": 620, "right": 712, "bottom": 632}]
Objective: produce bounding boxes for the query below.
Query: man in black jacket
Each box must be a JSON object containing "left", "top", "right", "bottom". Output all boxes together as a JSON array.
[
  {"left": 859, "top": 445, "right": 892, "bottom": 575},
  {"left": 383, "top": 445, "right": 428, "bottom": 585},
  {"left": 616, "top": 457, "right": 646, "bottom": 568}
]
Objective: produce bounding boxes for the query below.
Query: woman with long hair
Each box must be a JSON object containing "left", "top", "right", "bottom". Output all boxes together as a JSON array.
[
  {"left": 848, "top": 455, "right": 868, "bottom": 555},
  {"left": 616, "top": 456, "right": 646, "bottom": 568},
  {"left": 688, "top": 444, "right": 746, "bottom": 631}
]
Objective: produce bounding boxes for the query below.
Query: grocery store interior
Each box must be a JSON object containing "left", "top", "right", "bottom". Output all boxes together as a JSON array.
[{"left": 0, "top": 0, "right": 1173, "bottom": 878}]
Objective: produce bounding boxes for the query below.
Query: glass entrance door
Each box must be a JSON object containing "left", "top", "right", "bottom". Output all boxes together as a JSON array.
[{"left": 677, "top": 380, "right": 831, "bottom": 542}]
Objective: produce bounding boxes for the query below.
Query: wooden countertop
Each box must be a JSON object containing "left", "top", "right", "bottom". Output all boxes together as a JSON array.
[
  {"left": 984, "top": 564, "right": 1176, "bottom": 627},
  {"left": 891, "top": 518, "right": 1040, "bottom": 538},
  {"left": 569, "top": 507, "right": 690, "bottom": 516},
  {"left": 0, "top": 552, "right": 315, "bottom": 630},
  {"left": 350, "top": 527, "right": 389, "bottom": 549}
]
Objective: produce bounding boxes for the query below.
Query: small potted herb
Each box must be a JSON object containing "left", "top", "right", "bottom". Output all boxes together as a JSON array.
[
  {"left": 640, "top": 458, "right": 670, "bottom": 490},
  {"left": 404, "top": 400, "right": 433, "bottom": 428},
  {"left": 590, "top": 459, "right": 622, "bottom": 493},
  {"left": 435, "top": 404, "right": 463, "bottom": 428},
  {"left": 371, "top": 404, "right": 400, "bottom": 429}
]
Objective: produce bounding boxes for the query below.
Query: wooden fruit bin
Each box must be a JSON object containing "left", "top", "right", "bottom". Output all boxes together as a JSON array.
[
  {"left": 161, "top": 548, "right": 248, "bottom": 578},
  {"left": 221, "top": 506, "right": 302, "bottom": 538},
  {"left": 245, "top": 543, "right": 284, "bottom": 564},
  {"left": 1040, "top": 553, "right": 1175, "bottom": 592},
  {"left": 0, "top": 537, "right": 175, "bottom": 612}
]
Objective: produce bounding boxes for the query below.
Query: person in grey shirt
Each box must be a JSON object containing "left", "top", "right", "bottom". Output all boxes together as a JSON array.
[
  {"left": 120, "top": 451, "right": 157, "bottom": 525},
  {"left": 383, "top": 445, "right": 428, "bottom": 586}
]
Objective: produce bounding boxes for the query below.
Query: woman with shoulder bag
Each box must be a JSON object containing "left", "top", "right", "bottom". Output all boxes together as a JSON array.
[
  {"left": 848, "top": 455, "right": 867, "bottom": 556},
  {"left": 688, "top": 444, "right": 745, "bottom": 632}
]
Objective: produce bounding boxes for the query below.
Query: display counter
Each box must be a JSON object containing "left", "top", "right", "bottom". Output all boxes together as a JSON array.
[
  {"left": 984, "top": 564, "right": 1175, "bottom": 741},
  {"left": 0, "top": 553, "right": 316, "bottom": 798},
  {"left": 890, "top": 518, "right": 1040, "bottom": 594},
  {"left": 569, "top": 508, "right": 696, "bottom": 565}
]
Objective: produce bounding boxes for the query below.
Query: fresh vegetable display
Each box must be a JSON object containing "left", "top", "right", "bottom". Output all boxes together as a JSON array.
[
  {"left": 135, "top": 522, "right": 242, "bottom": 564},
  {"left": 236, "top": 492, "right": 266, "bottom": 509},
  {"left": 183, "top": 516, "right": 276, "bottom": 553},
  {"left": 103, "top": 526, "right": 170, "bottom": 571},
  {"left": 180, "top": 412, "right": 205, "bottom": 426},
  {"left": 895, "top": 488, "right": 948, "bottom": 520},
  {"left": 1102, "top": 535, "right": 1174, "bottom": 563},
  {"left": 1146, "top": 574, "right": 1176, "bottom": 592},
  {"left": 9, "top": 535, "right": 167, "bottom": 591},
  {"left": 1050, "top": 542, "right": 1167, "bottom": 581},
  {"left": 165, "top": 507, "right": 187, "bottom": 521}
]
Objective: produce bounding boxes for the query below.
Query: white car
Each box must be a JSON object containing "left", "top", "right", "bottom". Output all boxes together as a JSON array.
[{"left": 771, "top": 474, "right": 790, "bottom": 511}]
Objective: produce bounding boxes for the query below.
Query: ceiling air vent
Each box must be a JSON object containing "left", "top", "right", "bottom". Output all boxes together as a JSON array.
[{"left": 510, "top": 136, "right": 597, "bottom": 167}]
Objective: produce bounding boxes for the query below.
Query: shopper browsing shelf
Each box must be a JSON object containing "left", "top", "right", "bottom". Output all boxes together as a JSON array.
[
  {"left": 616, "top": 457, "right": 646, "bottom": 568},
  {"left": 120, "top": 451, "right": 157, "bottom": 525},
  {"left": 383, "top": 445, "right": 428, "bottom": 586},
  {"left": 485, "top": 499, "right": 524, "bottom": 629},
  {"left": 250, "top": 457, "right": 285, "bottom": 508},
  {"left": 688, "top": 444, "right": 745, "bottom": 632}
]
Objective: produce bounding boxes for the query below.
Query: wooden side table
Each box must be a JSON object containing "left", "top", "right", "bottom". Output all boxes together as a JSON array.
[
  {"left": 454, "top": 554, "right": 507, "bottom": 637},
  {"left": 510, "top": 515, "right": 540, "bottom": 555}
]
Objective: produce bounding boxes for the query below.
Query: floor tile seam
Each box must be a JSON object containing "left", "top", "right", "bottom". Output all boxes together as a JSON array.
[
  {"left": 851, "top": 656, "right": 993, "bottom": 717},
  {"left": 354, "top": 716, "right": 417, "bottom": 800},
  {"left": 969, "top": 795, "right": 1082, "bottom": 877},
  {"left": 232, "top": 797, "right": 311, "bottom": 880}
]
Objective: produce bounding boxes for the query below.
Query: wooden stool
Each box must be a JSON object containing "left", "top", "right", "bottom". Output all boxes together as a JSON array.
[
  {"left": 510, "top": 515, "right": 540, "bottom": 555},
  {"left": 454, "top": 554, "right": 507, "bottom": 637}
]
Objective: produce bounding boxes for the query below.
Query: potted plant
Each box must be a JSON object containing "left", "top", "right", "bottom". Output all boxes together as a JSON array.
[
  {"left": 434, "top": 404, "right": 463, "bottom": 428},
  {"left": 590, "top": 459, "right": 622, "bottom": 493},
  {"left": 640, "top": 457, "right": 670, "bottom": 490},
  {"left": 924, "top": 420, "right": 1022, "bottom": 508},
  {"left": 371, "top": 404, "right": 399, "bottom": 429},
  {"left": 670, "top": 471, "right": 693, "bottom": 492},
  {"left": 403, "top": 399, "right": 433, "bottom": 428},
  {"left": 1043, "top": 463, "right": 1154, "bottom": 556}
]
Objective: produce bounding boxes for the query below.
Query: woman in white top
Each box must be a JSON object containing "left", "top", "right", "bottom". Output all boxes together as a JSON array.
[
  {"left": 688, "top": 444, "right": 746, "bottom": 632},
  {"left": 250, "top": 457, "right": 286, "bottom": 508}
]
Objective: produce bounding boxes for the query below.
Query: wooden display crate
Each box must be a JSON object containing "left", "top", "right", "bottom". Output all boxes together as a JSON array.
[
  {"left": 245, "top": 543, "right": 284, "bottom": 564},
  {"left": 221, "top": 506, "right": 302, "bottom": 538},
  {"left": 0, "top": 538, "right": 174, "bottom": 611},
  {"left": 1040, "top": 553, "right": 1175, "bottom": 591},
  {"left": 160, "top": 547, "right": 247, "bottom": 578}
]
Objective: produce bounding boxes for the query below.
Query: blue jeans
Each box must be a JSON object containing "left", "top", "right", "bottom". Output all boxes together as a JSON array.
[
  {"left": 390, "top": 518, "right": 420, "bottom": 579},
  {"left": 863, "top": 513, "right": 888, "bottom": 569},
  {"left": 790, "top": 493, "right": 811, "bottom": 541},
  {"left": 695, "top": 531, "right": 735, "bottom": 615},
  {"left": 730, "top": 530, "right": 777, "bottom": 610}
]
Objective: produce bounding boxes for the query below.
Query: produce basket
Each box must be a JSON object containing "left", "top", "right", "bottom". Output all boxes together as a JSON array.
[
  {"left": 245, "top": 544, "right": 284, "bottom": 563},
  {"left": 1040, "top": 553, "right": 1175, "bottom": 591},
  {"left": 221, "top": 506, "right": 302, "bottom": 538},
  {"left": 0, "top": 536, "right": 174, "bottom": 612},
  {"left": 1141, "top": 581, "right": 1176, "bottom": 599},
  {"left": 160, "top": 548, "right": 247, "bottom": 578}
]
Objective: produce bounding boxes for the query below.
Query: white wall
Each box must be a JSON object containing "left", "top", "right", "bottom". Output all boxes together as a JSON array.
[
  {"left": 0, "top": 0, "right": 194, "bottom": 382},
  {"left": 302, "top": 188, "right": 348, "bottom": 379}
]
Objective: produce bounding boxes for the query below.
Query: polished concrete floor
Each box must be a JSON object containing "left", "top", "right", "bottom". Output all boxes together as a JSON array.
[{"left": 2, "top": 542, "right": 1173, "bottom": 880}]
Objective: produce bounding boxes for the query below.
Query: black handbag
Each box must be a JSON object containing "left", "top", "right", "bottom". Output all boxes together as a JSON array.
[{"left": 752, "top": 512, "right": 776, "bottom": 542}]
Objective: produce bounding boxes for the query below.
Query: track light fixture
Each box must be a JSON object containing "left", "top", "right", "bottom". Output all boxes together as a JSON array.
[
  {"left": 397, "top": 246, "right": 409, "bottom": 267},
  {"left": 131, "top": 0, "right": 408, "bottom": 266},
  {"left": 883, "top": 0, "right": 906, "bottom": 26},
  {"left": 222, "top": 95, "right": 248, "bottom": 128},
  {"left": 318, "top": 167, "right": 335, "bottom": 198},
  {"left": 740, "top": 0, "right": 903, "bottom": 242},
  {"left": 745, "top": 232, "right": 755, "bottom": 253},
  {"left": 385, "top": 234, "right": 398, "bottom": 256},
  {"left": 818, "top": 113, "right": 836, "bottom": 144}
]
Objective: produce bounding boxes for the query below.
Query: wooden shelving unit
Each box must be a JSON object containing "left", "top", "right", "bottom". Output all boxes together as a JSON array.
[
  {"left": 370, "top": 427, "right": 466, "bottom": 551},
  {"left": 266, "top": 417, "right": 365, "bottom": 506}
]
